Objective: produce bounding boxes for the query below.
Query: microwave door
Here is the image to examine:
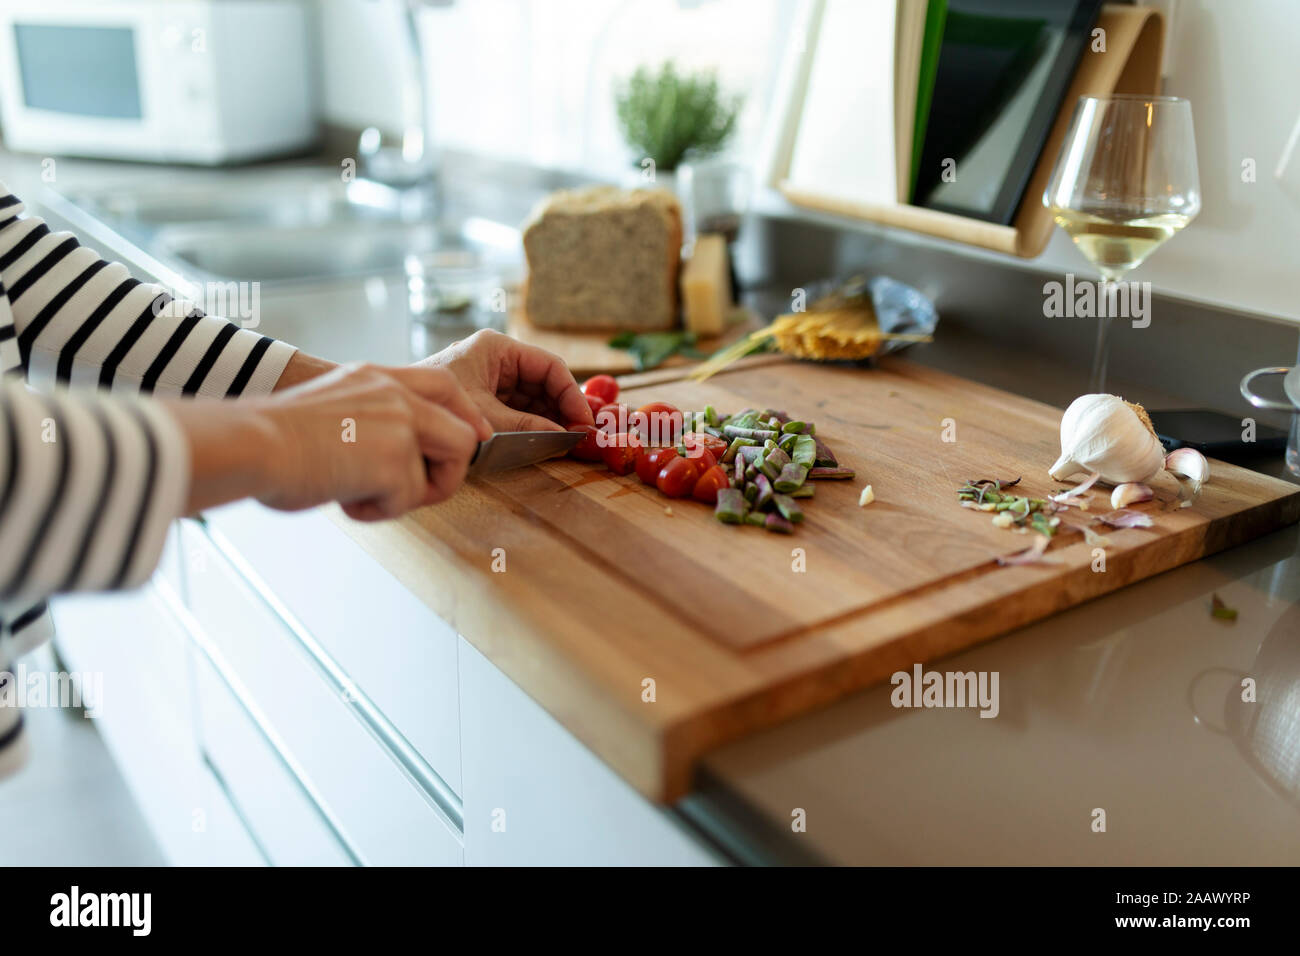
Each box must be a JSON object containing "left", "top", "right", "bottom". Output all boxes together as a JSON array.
[{"left": 14, "top": 23, "right": 144, "bottom": 121}]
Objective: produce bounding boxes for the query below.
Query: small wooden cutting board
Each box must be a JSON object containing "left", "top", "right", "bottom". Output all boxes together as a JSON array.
[{"left": 505, "top": 306, "right": 762, "bottom": 377}]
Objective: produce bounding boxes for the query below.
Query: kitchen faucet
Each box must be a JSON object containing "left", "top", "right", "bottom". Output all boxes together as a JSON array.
[{"left": 351, "top": 0, "right": 449, "bottom": 217}]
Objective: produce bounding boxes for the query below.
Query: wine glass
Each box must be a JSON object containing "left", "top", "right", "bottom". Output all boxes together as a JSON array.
[{"left": 1044, "top": 95, "right": 1201, "bottom": 391}]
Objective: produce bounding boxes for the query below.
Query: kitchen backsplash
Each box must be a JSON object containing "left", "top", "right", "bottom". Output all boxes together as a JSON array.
[{"left": 315, "top": 0, "right": 1300, "bottom": 325}]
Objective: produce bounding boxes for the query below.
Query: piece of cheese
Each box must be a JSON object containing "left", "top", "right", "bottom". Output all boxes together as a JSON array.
[
  {"left": 522, "top": 186, "right": 681, "bottom": 331},
  {"left": 680, "top": 234, "right": 732, "bottom": 337}
]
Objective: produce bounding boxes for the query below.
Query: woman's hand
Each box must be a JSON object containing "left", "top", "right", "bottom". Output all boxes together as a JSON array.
[
  {"left": 272, "top": 330, "right": 593, "bottom": 433},
  {"left": 171, "top": 362, "right": 491, "bottom": 521},
  {"left": 419, "top": 329, "right": 594, "bottom": 432}
]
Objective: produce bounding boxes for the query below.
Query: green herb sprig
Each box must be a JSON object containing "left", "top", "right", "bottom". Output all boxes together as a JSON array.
[{"left": 958, "top": 478, "right": 1058, "bottom": 536}]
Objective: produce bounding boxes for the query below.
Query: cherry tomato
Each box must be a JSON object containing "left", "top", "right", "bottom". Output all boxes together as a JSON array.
[
  {"left": 657, "top": 455, "right": 700, "bottom": 498},
  {"left": 632, "top": 402, "right": 683, "bottom": 445},
  {"left": 692, "top": 465, "right": 730, "bottom": 504},
  {"left": 584, "top": 393, "right": 606, "bottom": 417},
  {"left": 600, "top": 431, "right": 644, "bottom": 475},
  {"left": 582, "top": 374, "right": 619, "bottom": 404},
  {"left": 682, "top": 431, "right": 728, "bottom": 463},
  {"left": 566, "top": 423, "right": 603, "bottom": 462},
  {"left": 595, "top": 403, "right": 630, "bottom": 437},
  {"left": 636, "top": 446, "right": 677, "bottom": 486}
]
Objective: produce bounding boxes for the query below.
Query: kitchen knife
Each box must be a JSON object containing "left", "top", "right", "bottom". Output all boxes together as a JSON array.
[{"left": 466, "top": 430, "right": 586, "bottom": 477}]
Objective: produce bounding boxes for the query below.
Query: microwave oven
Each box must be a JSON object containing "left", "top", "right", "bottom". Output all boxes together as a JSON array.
[{"left": 0, "top": 0, "right": 315, "bottom": 164}]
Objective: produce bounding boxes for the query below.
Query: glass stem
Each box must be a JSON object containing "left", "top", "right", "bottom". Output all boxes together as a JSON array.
[{"left": 1089, "top": 278, "right": 1117, "bottom": 392}]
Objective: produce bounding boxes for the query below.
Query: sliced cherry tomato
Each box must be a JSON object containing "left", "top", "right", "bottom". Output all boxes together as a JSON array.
[
  {"left": 601, "top": 445, "right": 640, "bottom": 476},
  {"left": 686, "top": 447, "right": 718, "bottom": 474},
  {"left": 565, "top": 423, "right": 603, "bottom": 462},
  {"left": 657, "top": 455, "right": 700, "bottom": 498},
  {"left": 582, "top": 374, "right": 619, "bottom": 404},
  {"left": 636, "top": 446, "right": 677, "bottom": 486},
  {"left": 682, "top": 431, "right": 727, "bottom": 463},
  {"left": 584, "top": 393, "right": 607, "bottom": 417},
  {"left": 692, "top": 465, "right": 730, "bottom": 504},
  {"left": 600, "top": 431, "right": 644, "bottom": 475},
  {"left": 632, "top": 402, "right": 683, "bottom": 445}
]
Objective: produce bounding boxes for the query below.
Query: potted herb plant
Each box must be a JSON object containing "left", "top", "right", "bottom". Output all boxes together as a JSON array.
[{"left": 614, "top": 61, "right": 742, "bottom": 189}]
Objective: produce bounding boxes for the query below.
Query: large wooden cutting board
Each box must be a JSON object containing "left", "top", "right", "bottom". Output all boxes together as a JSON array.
[{"left": 334, "top": 358, "right": 1300, "bottom": 802}]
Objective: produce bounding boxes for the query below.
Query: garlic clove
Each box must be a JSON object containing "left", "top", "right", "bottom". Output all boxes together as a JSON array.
[
  {"left": 1165, "top": 447, "right": 1210, "bottom": 486},
  {"left": 1110, "top": 482, "right": 1154, "bottom": 509}
]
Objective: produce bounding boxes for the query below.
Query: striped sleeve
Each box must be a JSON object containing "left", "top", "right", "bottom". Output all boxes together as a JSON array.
[
  {"left": 0, "top": 181, "right": 295, "bottom": 398},
  {"left": 0, "top": 379, "right": 188, "bottom": 607}
]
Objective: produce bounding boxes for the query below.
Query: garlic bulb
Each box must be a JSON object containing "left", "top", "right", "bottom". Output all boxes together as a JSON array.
[{"left": 1049, "top": 394, "right": 1165, "bottom": 485}]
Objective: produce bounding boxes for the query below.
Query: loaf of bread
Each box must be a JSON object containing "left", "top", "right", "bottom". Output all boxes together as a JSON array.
[{"left": 522, "top": 186, "right": 682, "bottom": 331}]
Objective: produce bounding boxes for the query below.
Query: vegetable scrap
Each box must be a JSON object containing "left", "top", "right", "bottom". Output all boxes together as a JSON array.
[
  {"left": 957, "top": 478, "right": 1057, "bottom": 536},
  {"left": 1092, "top": 509, "right": 1154, "bottom": 529},
  {"left": 997, "top": 534, "right": 1056, "bottom": 567},
  {"left": 957, "top": 474, "right": 1161, "bottom": 567},
  {"left": 1210, "top": 593, "right": 1238, "bottom": 622}
]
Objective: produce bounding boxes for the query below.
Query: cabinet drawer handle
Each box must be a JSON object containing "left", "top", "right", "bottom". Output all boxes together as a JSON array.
[
  {"left": 154, "top": 578, "right": 364, "bottom": 865},
  {"left": 190, "top": 517, "right": 464, "bottom": 834}
]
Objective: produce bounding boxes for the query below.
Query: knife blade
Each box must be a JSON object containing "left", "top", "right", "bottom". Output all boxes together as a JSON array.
[{"left": 466, "top": 430, "right": 586, "bottom": 477}]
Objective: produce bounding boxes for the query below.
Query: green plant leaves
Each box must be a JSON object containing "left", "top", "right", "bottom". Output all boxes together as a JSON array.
[{"left": 614, "top": 61, "right": 743, "bottom": 172}]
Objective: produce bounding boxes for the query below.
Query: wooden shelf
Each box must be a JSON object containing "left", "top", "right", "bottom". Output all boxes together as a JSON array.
[{"left": 779, "top": 4, "right": 1166, "bottom": 258}]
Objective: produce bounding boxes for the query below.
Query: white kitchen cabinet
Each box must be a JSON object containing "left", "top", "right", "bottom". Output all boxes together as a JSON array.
[
  {"left": 189, "top": 647, "right": 354, "bottom": 866},
  {"left": 50, "top": 528, "right": 264, "bottom": 866},
  {"left": 180, "top": 520, "right": 464, "bottom": 866},
  {"left": 457, "top": 638, "right": 719, "bottom": 867},
  {"left": 199, "top": 500, "right": 462, "bottom": 796},
  {"left": 54, "top": 511, "right": 720, "bottom": 867}
]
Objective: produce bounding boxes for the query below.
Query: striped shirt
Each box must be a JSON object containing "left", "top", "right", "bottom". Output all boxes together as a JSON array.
[{"left": 0, "top": 182, "right": 295, "bottom": 776}]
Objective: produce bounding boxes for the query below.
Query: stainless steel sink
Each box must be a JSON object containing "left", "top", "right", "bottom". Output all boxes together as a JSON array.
[
  {"left": 67, "top": 174, "right": 357, "bottom": 229},
  {"left": 153, "top": 219, "right": 462, "bottom": 284},
  {"left": 49, "top": 169, "right": 522, "bottom": 287}
]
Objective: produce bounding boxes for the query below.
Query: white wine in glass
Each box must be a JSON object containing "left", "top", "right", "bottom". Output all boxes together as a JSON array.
[{"left": 1044, "top": 95, "right": 1201, "bottom": 389}]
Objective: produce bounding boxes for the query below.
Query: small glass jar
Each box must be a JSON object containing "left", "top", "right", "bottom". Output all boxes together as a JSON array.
[
  {"left": 675, "top": 159, "right": 751, "bottom": 245},
  {"left": 1241, "top": 356, "right": 1300, "bottom": 479},
  {"left": 404, "top": 250, "right": 507, "bottom": 328}
]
